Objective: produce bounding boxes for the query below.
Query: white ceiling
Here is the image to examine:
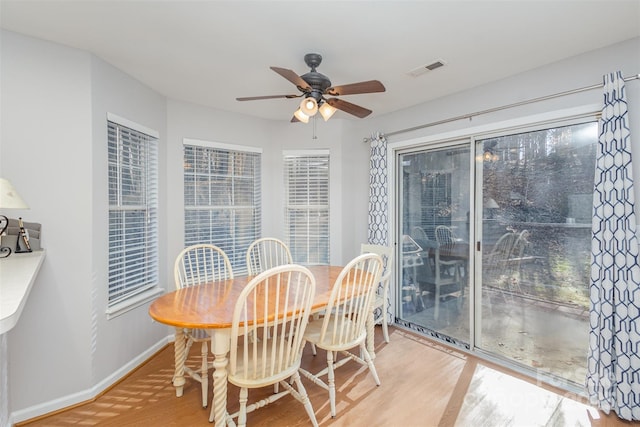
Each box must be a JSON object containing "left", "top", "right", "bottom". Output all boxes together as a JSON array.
[{"left": 1, "top": 1, "right": 639, "bottom": 122}]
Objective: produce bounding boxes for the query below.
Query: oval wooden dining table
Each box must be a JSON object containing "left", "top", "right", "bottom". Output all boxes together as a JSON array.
[{"left": 148, "top": 264, "right": 377, "bottom": 425}]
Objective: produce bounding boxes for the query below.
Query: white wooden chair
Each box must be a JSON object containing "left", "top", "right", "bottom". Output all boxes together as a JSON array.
[
  {"left": 484, "top": 232, "right": 516, "bottom": 282},
  {"left": 435, "top": 225, "right": 456, "bottom": 246},
  {"left": 299, "top": 253, "right": 383, "bottom": 418},
  {"left": 246, "top": 237, "right": 292, "bottom": 275},
  {"left": 360, "top": 243, "right": 394, "bottom": 343},
  {"left": 227, "top": 264, "right": 318, "bottom": 427},
  {"left": 173, "top": 243, "right": 233, "bottom": 408},
  {"left": 411, "top": 225, "right": 429, "bottom": 242},
  {"left": 246, "top": 237, "right": 293, "bottom": 343}
]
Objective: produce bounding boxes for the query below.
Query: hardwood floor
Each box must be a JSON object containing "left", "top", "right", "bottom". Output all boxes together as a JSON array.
[{"left": 18, "top": 327, "right": 633, "bottom": 426}]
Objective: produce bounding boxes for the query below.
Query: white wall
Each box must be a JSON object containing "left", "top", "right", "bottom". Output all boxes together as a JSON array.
[
  {"left": 1, "top": 30, "right": 94, "bottom": 421},
  {"left": 2, "top": 27, "right": 638, "bottom": 425}
]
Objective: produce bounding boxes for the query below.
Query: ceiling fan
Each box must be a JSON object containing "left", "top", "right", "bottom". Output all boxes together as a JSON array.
[{"left": 236, "top": 53, "right": 386, "bottom": 123}]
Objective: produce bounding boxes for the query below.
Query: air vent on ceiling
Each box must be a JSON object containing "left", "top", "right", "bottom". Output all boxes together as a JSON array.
[{"left": 407, "top": 59, "right": 446, "bottom": 77}]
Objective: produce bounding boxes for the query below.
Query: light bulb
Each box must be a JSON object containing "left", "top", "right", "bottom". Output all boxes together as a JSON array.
[{"left": 299, "top": 97, "right": 318, "bottom": 116}]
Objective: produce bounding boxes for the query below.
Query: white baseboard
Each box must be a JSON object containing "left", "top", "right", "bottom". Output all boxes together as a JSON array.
[{"left": 10, "top": 335, "right": 172, "bottom": 425}]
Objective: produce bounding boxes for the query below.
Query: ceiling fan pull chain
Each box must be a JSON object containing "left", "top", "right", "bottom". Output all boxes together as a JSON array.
[{"left": 312, "top": 115, "right": 318, "bottom": 139}]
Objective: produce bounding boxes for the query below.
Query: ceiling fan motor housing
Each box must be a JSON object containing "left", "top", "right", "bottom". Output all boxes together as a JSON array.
[
  {"left": 301, "top": 53, "right": 331, "bottom": 101},
  {"left": 301, "top": 72, "right": 331, "bottom": 99}
]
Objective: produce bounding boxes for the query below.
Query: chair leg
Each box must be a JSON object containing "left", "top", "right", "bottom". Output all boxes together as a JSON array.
[
  {"left": 292, "top": 371, "right": 319, "bottom": 427},
  {"left": 361, "top": 342, "right": 380, "bottom": 386},
  {"left": 200, "top": 340, "right": 209, "bottom": 408},
  {"left": 310, "top": 314, "right": 319, "bottom": 355},
  {"left": 381, "top": 311, "right": 390, "bottom": 343},
  {"left": 238, "top": 387, "right": 248, "bottom": 427},
  {"left": 327, "top": 350, "right": 337, "bottom": 418}
]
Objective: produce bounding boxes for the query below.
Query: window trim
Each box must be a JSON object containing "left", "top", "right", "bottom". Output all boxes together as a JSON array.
[
  {"left": 107, "top": 112, "right": 159, "bottom": 139},
  {"left": 183, "top": 138, "right": 262, "bottom": 154},
  {"left": 388, "top": 104, "right": 600, "bottom": 151}
]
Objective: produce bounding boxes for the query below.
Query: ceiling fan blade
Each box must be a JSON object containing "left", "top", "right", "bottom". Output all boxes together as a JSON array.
[
  {"left": 325, "top": 80, "right": 385, "bottom": 96},
  {"left": 270, "top": 67, "right": 312, "bottom": 91},
  {"left": 326, "top": 98, "right": 372, "bottom": 118},
  {"left": 236, "top": 94, "right": 301, "bottom": 101},
  {"left": 290, "top": 115, "right": 300, "bottom": 123}
]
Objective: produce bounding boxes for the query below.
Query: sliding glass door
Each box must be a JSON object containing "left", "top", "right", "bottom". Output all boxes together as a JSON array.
[
  {"left": 395, "top": 119, "right": 598, "bottom": 387},
  {"left": 476, "top": 121, "right": 597, "bottom": 385},
  {"left": 397, "top": 141, "right": 471, "bottom": 347}
]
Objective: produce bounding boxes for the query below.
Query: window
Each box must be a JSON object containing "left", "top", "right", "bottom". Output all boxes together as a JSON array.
[
  {"left": 284, "top": 151, "right": 330, "bottom": 264},
  {"left": 183, "top": 139, "right": 261, "bottom": 275},
  {"left": 107, "top": 115, "right": 159, "bottom": 312}
]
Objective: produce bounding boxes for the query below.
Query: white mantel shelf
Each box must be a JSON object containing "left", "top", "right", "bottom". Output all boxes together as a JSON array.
[{"left": 0, "top": 250, "right": 46, "bottom": 334}]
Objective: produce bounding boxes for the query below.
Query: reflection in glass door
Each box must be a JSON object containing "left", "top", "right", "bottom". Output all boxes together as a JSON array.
[
  {"left": 397, "top": 142, "right": 471, "bottom": 347},
  {"left": 477, "top": 121, "right": 598, "bottom": 386}
]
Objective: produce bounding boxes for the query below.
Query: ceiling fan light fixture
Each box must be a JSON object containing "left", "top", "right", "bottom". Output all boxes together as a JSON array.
[
  {"left": 300, "top": 97, "right": 318, "bottom": 116},
  {"left": 319, "top": 102, "right": 337, "bottom": 121},
  {"left": 293, "top": 108, "right": 310, "bottom": 123}
]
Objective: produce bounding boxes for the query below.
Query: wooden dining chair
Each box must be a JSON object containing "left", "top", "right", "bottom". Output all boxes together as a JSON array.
[
  {"left": 246, "top": 237, "right": 292, "bottom": 275},
  {"left": 360, "top": 243, "right": 394, "bottom": 343},
  {"left": 173, "top": 243, "right": 233, "bottom": 408},
  {"left": 227, "top": 264, "right": 318, "bottom": 427},
  {"left": 299, "top": 253, "right": 383, "bottom": 418}
]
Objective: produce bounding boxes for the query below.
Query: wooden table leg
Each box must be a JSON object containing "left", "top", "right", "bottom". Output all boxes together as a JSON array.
[
  {"left": 208, "top": 329, "right": 231, "bottom": 424},
  {"left": 172, "top": 327, "right": 187, "bottom": 397}
]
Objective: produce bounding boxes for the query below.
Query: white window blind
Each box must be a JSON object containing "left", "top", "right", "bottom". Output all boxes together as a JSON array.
[
  {"left": 183, "top": 142, "right": 261, "bottom": 275},
  {"left": 284, "top": 152, "right": 330, "bottom": 264},
  {"left": 108, "top": 120, "right": 159, "bottom": 306}
]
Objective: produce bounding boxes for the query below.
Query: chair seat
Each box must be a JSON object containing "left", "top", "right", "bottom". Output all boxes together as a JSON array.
[
  {"left": 419, "top": 275, "right": 459, "bottom": 287},
  {"left": 304, "top": 312, "right": 367, "bottom": 351},
  {"left": 228, "top": 339, "right": 301, "bottom": 389}
]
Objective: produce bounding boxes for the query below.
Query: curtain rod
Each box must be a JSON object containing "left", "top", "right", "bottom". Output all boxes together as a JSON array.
[{"left": 363, "top": 73, "right": 640, "bottom": 143}]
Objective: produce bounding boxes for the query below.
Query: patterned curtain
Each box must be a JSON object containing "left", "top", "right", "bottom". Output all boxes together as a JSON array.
[
  {"left": 367, "top": 132, "right": 390, "bottom": 323},
  {"left": 586, "top": 71, "right": 640, "bottom": 421},
  {"left": 368, "top": 132, "right": 388, "bottom": 245}
]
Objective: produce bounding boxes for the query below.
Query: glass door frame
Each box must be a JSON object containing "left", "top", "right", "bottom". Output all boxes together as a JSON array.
[{"left": 390, "top": 136, "right": 477, "bottom": 349}]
